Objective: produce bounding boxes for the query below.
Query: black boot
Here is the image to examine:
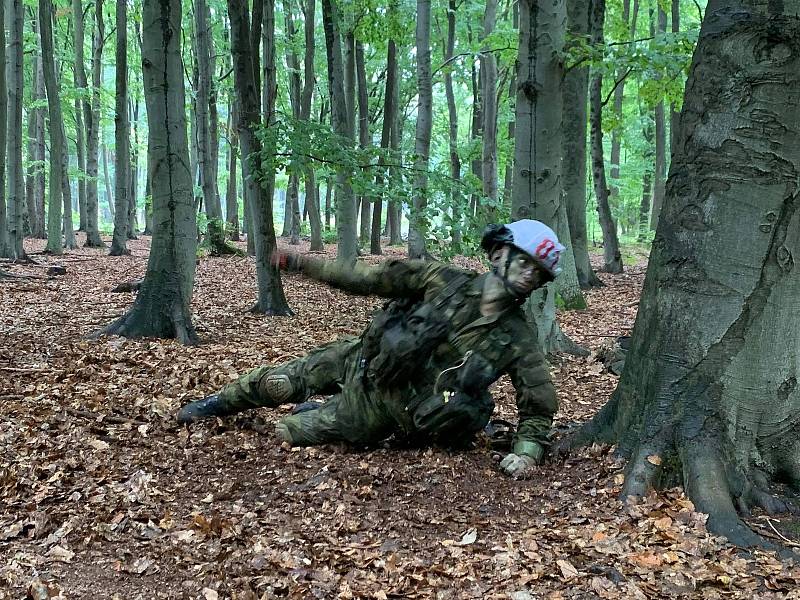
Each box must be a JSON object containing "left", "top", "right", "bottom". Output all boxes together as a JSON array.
[{"left": 176, "top": 394, "right": 234, "bottom": 424}]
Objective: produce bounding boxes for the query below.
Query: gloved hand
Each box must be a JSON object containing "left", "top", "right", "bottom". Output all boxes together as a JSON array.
[{"left": 499, "top": 453, "right": 539, "bottom": 478}]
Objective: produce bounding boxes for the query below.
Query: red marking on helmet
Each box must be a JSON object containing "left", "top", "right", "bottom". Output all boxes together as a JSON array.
[{"left": 535, "top": 239, "right": 555, "bottom": 260}]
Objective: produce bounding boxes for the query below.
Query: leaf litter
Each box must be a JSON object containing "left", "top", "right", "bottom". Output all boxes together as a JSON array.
[{"left": 1, "top": 234, "right": 799, "bottom": 599}]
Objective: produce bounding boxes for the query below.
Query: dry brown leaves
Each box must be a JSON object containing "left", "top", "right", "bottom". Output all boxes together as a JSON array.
[{"left": 1, "top": 234, "right": 799, "bottom": 599}]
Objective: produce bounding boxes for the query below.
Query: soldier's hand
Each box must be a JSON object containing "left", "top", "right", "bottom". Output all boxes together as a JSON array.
[{"left": 499, "top": 453, "right": 539, "bottom": 478}]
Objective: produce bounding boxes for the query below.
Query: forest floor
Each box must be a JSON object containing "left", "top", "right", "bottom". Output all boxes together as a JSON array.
[{"left": 2, "top": 234, "right": 799, "bottom": 600}]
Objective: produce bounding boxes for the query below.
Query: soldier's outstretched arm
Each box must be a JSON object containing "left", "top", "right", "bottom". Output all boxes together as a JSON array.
[{"left": 283, "top": 254, "right": 446, "bottom": 297}]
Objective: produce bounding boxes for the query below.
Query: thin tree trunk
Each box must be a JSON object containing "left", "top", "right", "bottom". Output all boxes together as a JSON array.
[
  {"left": 25, "top": 107, "right": 38, "bottom": 238},
  {"left": 110, "top": 0, "right": 130, "bottom": 256},
  {"left": 283, "top": 0, "right": 302, "bottom": 245},
  {"left": 589, "top": 0, "right": 622, "bottom": 273},
  {"left": 7, "top": 0, "right": 25, "bottom": 259},
  {"left": 480, "top": 0, "right": 498, "bottom": 224},
  {"left": 442, "top": 0, "right": 461, "bottom": 248},
  {"left": 83, "top": 0, "right": 105, "bottom": 247},
  {"left": 572, "top": 0, "right": 800, "bottom": 547},
  {"left": 609, "top": 0, "right": 631, "bottom": 202},
  {"left": 74, "top": 98, "right": 87, "bottom": 231},
  {"left": 469, "top": 23, "right": 482, "bottom": 220},
  {"left": 371, "top": 33, "right": 398, "bottom": 256},
  {"left": 301, "top": 0, "right": 322, "bottom": 251},
  {"left": 388, "top": 77, "right": 403, "bottom": 246},
  {"left": 225, "top": 101, "right": 240, "bottom": 241},
  {"left": 650, "top": 5, "right": 667, "bottom": 231},
  {"left": 563, "top": 0, "right": 602, "bottom": 288},
  {"left": 408, "top": 0, "right": 432, "bottom": 259},
  {"left": 129, "top": 97, "right": 140, "bottom": 239},
  {"left": 33, "top": 53, "right": 46, "bottom": 239},
  {"left": 195, "top": 0, "right": 226, "bottom": 252},
  {"left": 501, "top": 1, "right": 518, "bottom": 211},
  {"left": 102, "top": 145, "right": 114, "bottom": 220},
  {"left": 321, "top": 0, "right": 357, "bottom": 262},
  {"left": 638, "top": 115, "right": 653, "bottom": 241},
  {"left": 228, "top": 0, "right": 291, "bottom": 313},
  {"left": 99, "top": 0, "right": 198, "bottom": 343},
  {"left": 0, "top": 0, "right": 7, "bottom": 257},
  {"left": 41, "top": 0, "right": 73, "bottom": 257},
  {"left": 670, "top": 0, "right": 680, "bottom": 156},
  {"left": 356, "top": 40, "right": 371, "bottom": 247}
]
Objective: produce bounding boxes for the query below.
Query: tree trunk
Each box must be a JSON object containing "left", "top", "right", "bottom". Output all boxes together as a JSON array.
[
  {"left": 98, "top": 0, "right": 198, "bottom": 343},
  {"left": 408, "top": 0, "right": 432, "bottom": 259},
  {"left": 102, "top": 145, "right": 114, "bottom": 220},
  {"left": 669, "top": 0, "right": 680, "bottom": 156},
  {"left": 229, "top": 0, "right": 291, "bottom": 314},
  {"left": 589, "top": 0, "right": 622, "bottom": 274},
  {"left": 571, "top": 0, "right": 800, "bottom": 547},
  {"left": 512, "top": 0, "right": 586, "bottom": 352},
  {"left": 32, "top": 53, "right": 46, "bottom": 239},
  {"left": 388, "top": 78, "right": 403, "bottom": 246},
  {"left": 300, "top": 0, "right": 322, "bottom": 251},
  {"left": 650, "top": 5, "right": 668, "bottom": 231},
  {"left": 0, "top": 0, "right": 7, "bottom": 257},
  {"left": 356, "top": 40, "right": 371, "bottom": 247},
  {"left": 6, "top": 0, "right": 26, "bottom": 259},
  {"left": 194, "top": 0, "right": 226, "bottom": 253},
  {"left": 225, "top": 101, "right": 240, "bottom": 241},
  {"left": 41, "top": 0, "right": 72, "bottom": 257},
  {"left": 25, "top": 105, "right": 39, "bottom": 238},
  {"left": 283, "top": 0, "right": 302, "bottom": 245},
  {"left": 638, "top": 114, "right": 653, "bottom": 241},
  {"left": 74, "top": 98, "right": 87, "bottom": 231},
  {"left": 129, "top": 97, "right": 140, "bottom": 239},
  {"left": 480, "top": 0, "right": 498, "bottom": 224},
  {"left": 563, "top": 0, "right": 602, "bottom": 288},
  {"left": 609, "top": 0, "right": 631, "bottom": 202},
  {"left": 321, "top": 0, "right": 357, "bottom": 262},
  {"left": 82, "top": 0, "right": 105, "bottom": 248},
  {"left": 442, "top": 0, "right": 461, "bottom": 248},
  {"left": 110, "top": 0, "right": 131, "bottom": 256},
  {"left": 372, "top": 34, "right": 398, "bottom": 256}
]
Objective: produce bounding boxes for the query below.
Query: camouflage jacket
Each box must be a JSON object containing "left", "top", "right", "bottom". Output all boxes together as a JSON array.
[{"left": 300, "top": 257, "right": 558, "bottom": 461}]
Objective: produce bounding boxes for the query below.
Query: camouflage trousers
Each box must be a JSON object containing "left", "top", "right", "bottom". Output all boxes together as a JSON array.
[{"left": 217, "top": 337, "right": 494, "bottom": 447}]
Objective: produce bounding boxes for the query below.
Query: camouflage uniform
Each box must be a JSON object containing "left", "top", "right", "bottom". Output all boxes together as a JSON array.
[{"left": 216, "top": 258, "right": 558, "bottom": 461}]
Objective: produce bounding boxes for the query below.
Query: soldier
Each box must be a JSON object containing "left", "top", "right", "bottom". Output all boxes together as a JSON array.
[{"left": 177, "top": 220, "right": 564, "bottom": 477}]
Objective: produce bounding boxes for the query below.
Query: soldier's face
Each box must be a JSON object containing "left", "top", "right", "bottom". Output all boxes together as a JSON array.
[{"left": 496, "top": 247, "right": 548, "bottom": 295}]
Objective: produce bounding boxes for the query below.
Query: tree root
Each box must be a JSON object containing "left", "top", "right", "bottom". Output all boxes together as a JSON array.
[
  {"left": 111, "top": 280, "right": 143, "bottom": 293},
  {"left": 93, "top": 297, "right": 198, "bottom": 345}
]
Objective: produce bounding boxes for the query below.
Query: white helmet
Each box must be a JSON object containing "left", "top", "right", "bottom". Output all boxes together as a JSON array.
[{"left": 481, "top": 219, "right": 565, "bottom": 277}]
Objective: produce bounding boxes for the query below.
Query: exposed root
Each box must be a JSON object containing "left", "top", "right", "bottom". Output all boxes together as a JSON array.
[
  {"left": 92, "top": 298, "right": 198, "bottom": 346},
  {"left": 111, "top": 280, "right": 143, "bottom": 293}
]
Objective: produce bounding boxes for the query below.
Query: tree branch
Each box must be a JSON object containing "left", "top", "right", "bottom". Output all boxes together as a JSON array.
[
  {"left": 433, "top": 46, "right": 515, "bottom": 76},
  {"left": 601, "top": 67, "right": 634, "bottom": 108}
]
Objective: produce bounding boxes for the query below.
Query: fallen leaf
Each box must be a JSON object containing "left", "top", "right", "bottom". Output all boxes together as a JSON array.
[
  {"left": 455, "top": 528, "right": 478, "bottom": 546},
  {"left": 556, "top": 559, "right": 579, "bottom": 580},
  {"left": 46, "top": 546, "right": 74, "bottom": 563},
  {"left": 646, "top": 455, "right": 662, "bottom": 466},
  {"left": 202, "top": 588, "right": 219, "bottom": 600}
]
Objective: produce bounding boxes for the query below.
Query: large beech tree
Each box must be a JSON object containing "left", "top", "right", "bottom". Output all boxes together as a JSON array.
[
  {"left": 98, "top": 0, "right": 199, "bottom": 343},
  {"left": 569, "top": 0, "right": 800, "bottom": 546}
]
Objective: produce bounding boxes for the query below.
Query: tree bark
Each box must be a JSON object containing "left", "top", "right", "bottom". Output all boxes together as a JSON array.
[
  {"left": 110, "top": 0, "right": 131, "bottom": 256},
  {"left": 480, "top": 0, "right": 498, "bottom": 224},
  {"left": 300, "top": 0, "right": 322, "bottom": 251},
  {"left": 74, "top": 97, "right": 87, "bottom": 231},
  {"left": 589, "top": 0, "right": 622, "bottom": 274},
  {"left": 609, "top": 0, "right": 631, "bottom": 202},
  {"left": 408, "top": 0, "right": 432, "bottom": 259},
  {"left": 5, "top": 0, "right": 26, "bottom": 259},
  {"left": 321, "top": 0, "right": 357, "bottom": 262},
  {"left": 638, "top": 114, "right": 653, "bottom": 241},
  {"left": 194, "top": 0, "right": 227, "bottom": 252},
  {"left": 98, "top": 0, "right": 198, "bottom": 343},
  {"left": 0, "top": 0, "right": 7, "bottom": 257},
  {"left": 229, "top": 0, "right": 291, "bottom": 313},
  {"left": 102, "top": 145, "right": 114, "bottom": 220},
  {"left": 31, "top": 45, "right": 46, "bottom": 240},
  {"left": 512, "top": 0, "right": 586, "bottom": 352},
  {"left": 563, "top": 0, "right": 602, "bottom": 288},
  {"left": 571, "top": 0, "right": 800, "bottom": 547},
  {"left": 669, "top": 0, "right": 680, "bottom": 156},
  {"left": 83, "top": 0, "right": 105, "bottom": 247},
  {"left": 130, "top": 97, "right": 140, "bottom": 239},
  {"left": 283, "top": 0, "right": 302, "bottom": 245},
  {"left": 442, "top": 0, "right": 461, "bottom": 248},
  {"left": 41, "top": 0, "right": 71, "bottom": 257},
  {"left": 650, "top": 5, "right": 668, "bottom": 231},
  {"left": 225, "top": 101, "right": 240, "bottom": 241},
  {"left": 356, "top": 40, "right": 371, "bottom": 247}
]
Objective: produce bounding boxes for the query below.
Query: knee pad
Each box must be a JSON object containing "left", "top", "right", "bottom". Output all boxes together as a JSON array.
[{"left": 262, "top": 374, "right": 295, "bottom": 403}]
